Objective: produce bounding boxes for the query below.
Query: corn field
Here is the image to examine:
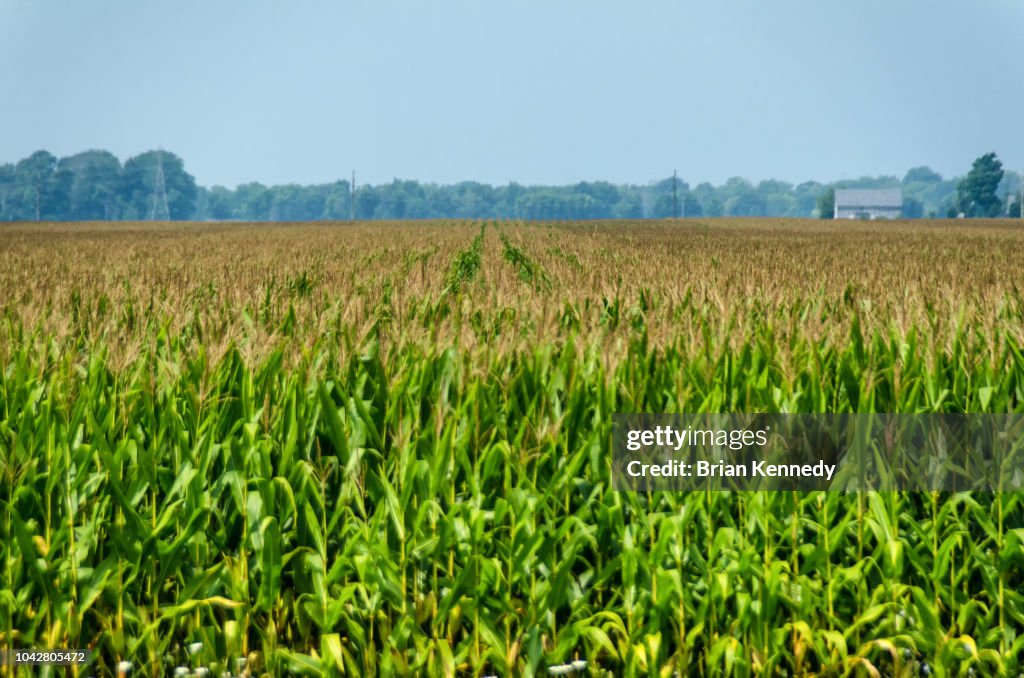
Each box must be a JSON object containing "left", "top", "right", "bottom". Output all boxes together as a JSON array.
[{"left": 1, "top": 219, "right": 1024, "bottom": 677}]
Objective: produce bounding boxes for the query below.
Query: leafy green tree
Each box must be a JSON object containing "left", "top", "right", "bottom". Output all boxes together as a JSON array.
[
  {"left": 611, "top": 192, "right": 643, "bottom": 219},
  {"left": 0, "top": 164, "right": 14, "bottom": 219},
  {"left": 234, "top": 182, "right": 272, "bottom": 220},
  {"left": 121, "top": 151, "right": 198, "bottom": 220},
  {"left": 268, "top": 184, "right": 327, "bottom": 220},
  {"left": 725, "top": 191, "right": 766, "bottom": 216},
  {"left": 0, "top": 146, "right": 1002, "bottom": 222},
  {"left": 16, "top": 151, "right": 56, "bottom": 220},
  {"left": 59, "top": 150, "right": 123, "bottom": 219},
  {"left": 816, "top": 187, "right": 835, "bottom": 219},
  {"left": 203, "top": 186, "right": 237, "bottom": 220},
  {"left": 681, "top": 194, "right": 702, "bottom": 217},
  {"left": 753, "top": 180, "right": 795, "bottom": 216},
  {"left": 644, "top": 177, "right": 688, "bottom": 218},
  {"left": 793, "top": 181, "right": 823, "bottom": 216},
  {"left": 488, "top": 182, "right": 519, "bottom": 217},
  {"left": 722, "top": 176, "right": 753, "bottom": 194},
  {"left": 322, "top": 180, "right": 352, "bottom": 220},
  {"left": 902, "top": 166, "right": 942, "bottom": 184},
  {"left": 376, "top": 179, "right": 430, "bottom": 219},
  {"left": 756, "top": 179, "right": 793, "bottom": 197},
  {"left": 354, "top": 184, "right": 381, "bottom": 219},
  {"left": 651, "top": 193, "right": 674, "bottom": 218},
  {"left": 902, "top": 197, "right": 924, "bottom": 219},
  {"left": 456, "top": 182, "right": 498, "bottom": 218},
  {"left": 575, "top": 181, "right": 620, "bottom": 215},
  {"left": 956, "top": 152, "right": 1003, "bottom": 217},
  {"left": 705, "top": 197, "right": 725, "bottom": 217},
  {"left": 515, "top": 190, "right": 582, "bottom": 220},
  {"left": 15, "top": 150, "right": 71, "bottom": 220}
]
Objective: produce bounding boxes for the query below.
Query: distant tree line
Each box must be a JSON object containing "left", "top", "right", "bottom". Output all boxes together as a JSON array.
[{"left": 1, "top": 148, "right": 1020, "bottom": 222}]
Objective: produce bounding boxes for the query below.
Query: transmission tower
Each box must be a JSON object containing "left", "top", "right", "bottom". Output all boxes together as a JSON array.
[
  {"left": 148, "top": 154, "right": 171, "bottom": 221},
  {"left": 672, "top": 169, "right": 678, "bottom": 219}
]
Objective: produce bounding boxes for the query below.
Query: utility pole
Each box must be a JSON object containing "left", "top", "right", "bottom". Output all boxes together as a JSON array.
[
  {"left": 672, "top": 169, "right": 678, "bottom": 219},
  {"left": 350, "top": 170, "right": 355, "bottom": 221}
]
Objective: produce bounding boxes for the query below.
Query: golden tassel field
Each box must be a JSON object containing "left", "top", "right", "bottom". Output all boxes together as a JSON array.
[{"left": 2, "top": 219, "right": 1024, "bottom": 676}]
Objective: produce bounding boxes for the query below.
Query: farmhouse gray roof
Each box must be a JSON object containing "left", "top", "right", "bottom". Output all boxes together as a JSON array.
[{"left": 834, "top": 188, "right": 902, "bottom": 208}]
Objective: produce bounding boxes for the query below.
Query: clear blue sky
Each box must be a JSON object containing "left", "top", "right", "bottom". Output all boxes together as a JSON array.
[{"left": 2, "top": 1, "right": 1021, "bottom": 188}]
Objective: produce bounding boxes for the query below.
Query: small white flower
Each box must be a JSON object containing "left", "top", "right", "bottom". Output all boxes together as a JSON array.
[
  {"left": 188, "top": 642, "right": 204, "bottom": 656},
  {"left": 174, "top": 668, "right": 190, "bottom": 678},
  {"left": 572, "top": 659, "right": 587, "bottom": 671},
  {"left": 117, "top": 661, "right": 133, "bottom": 674}
]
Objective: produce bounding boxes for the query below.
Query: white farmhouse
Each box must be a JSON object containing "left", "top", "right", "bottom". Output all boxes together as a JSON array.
[{"left": 834, "top": 189, "right": 902, "bottom": 220}]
